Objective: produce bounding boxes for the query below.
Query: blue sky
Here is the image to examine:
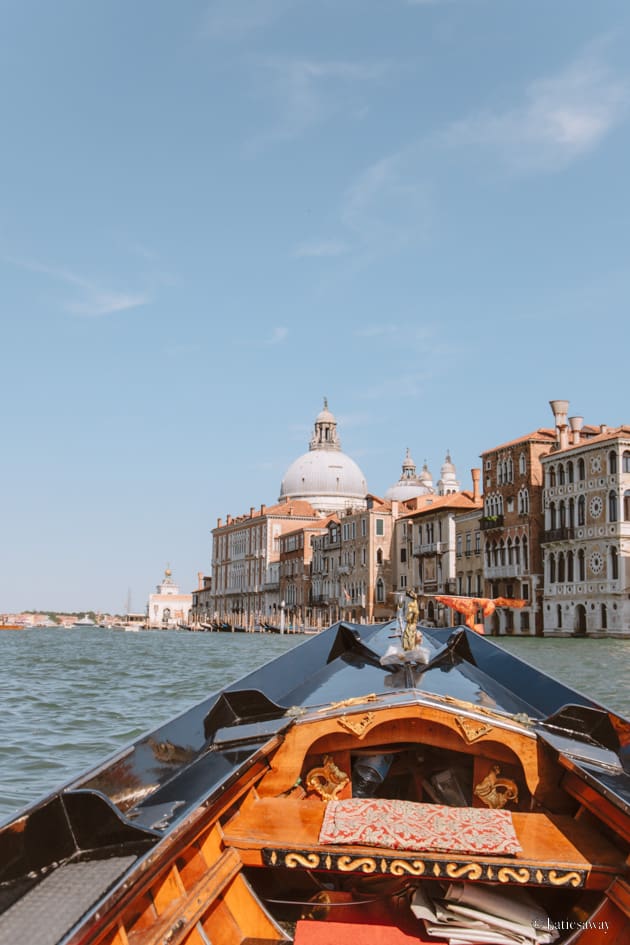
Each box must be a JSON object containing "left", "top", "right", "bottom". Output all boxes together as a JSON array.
[{"left": 2, "top": 0, "right": 629, "bottom": 614}]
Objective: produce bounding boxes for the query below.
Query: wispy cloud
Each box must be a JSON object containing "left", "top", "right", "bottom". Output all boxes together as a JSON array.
[
  {"left": 5, "top": 256, "right": 150, "bottom": 317},
  {"left": 250, "top": 56, "right": 396, "bottom": 146},
  {"left": 353, "top": 324, "right": 399, "bottom": 338},
  {"left": 441, "top": 53, "right": 629, "bottom": 173},
  {"left": 268, "top": 325, "right": 288, "bottom": 344}
]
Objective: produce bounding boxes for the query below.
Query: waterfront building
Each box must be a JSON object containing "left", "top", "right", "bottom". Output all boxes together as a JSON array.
[
  {"left": 310, "top": 497, "right": 397, "bottom": 626},
  {"left": 540, "top": 403, "right": 630, "bottom": 636},
  {"left": 454, "top": 502, "right": 484, "bottom": 602},
  {"left": 147, "top": 567, "right": 192, "bottom": 629},
  {"left": 211, "top": 500, "right": 321, "bottom": 628},
  {"left": 191, "top": 573, "right": 212, "bottom": 628},
  {"left": 392, "top": 470, "right": 482, "bottom": 626},
  {"left": 210, "top": 402, "right": 370, "bottom": 626},
  {"left": 278, "top": 519, "right": 333, "bottom": 629}
]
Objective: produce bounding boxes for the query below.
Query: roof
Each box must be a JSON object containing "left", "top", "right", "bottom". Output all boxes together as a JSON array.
[
  {"left": 399, "top": 491, "right": 482, "bottom": 519},
  {"left": 541, "top": 425, "right": 630, "bottom": 460},
  {"left": 481, "top": 429, "right": 556, "bottom": 455}
]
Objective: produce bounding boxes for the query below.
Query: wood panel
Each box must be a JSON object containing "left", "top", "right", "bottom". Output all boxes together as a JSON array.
[{"left": 222, "top": 797, "right": 625, "bottom": 891}]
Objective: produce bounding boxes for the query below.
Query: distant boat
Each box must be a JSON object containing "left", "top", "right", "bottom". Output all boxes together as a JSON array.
[
  {"left": 73, "top": 615, "right": 96, "bottom": 628},
  {"left": 0, "top": 622, "right": 24, "bottom": 630}
]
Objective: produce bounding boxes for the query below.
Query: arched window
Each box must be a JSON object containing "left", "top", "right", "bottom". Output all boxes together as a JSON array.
[
  {"left": 625, "top": 490, "right": 630, "bottom": 522},
  {"left": 549, "top": 553, "right": 556, "bottom": 584},
  {"left": 557, "top": 604, "right": 562, "bottom": 629},
  {"left": 376, "top": 548, "right": 383, "bottom": 565},
  {"left": 623, "top": 451, "right": 630, "bottom": 473},
  {"left": 514, "top": 536, "right": 521, "bottom": 566},
  {"left": 578, "top": 548, "right": 585, "bottom": 581},
  {"left": 567, "top": 461, "right": 574, "bottom": 483},
  {"left": 376, "top": 579, "right": 384, "bottom": 603},
  {"left": 522, "top": 536, "right": 529, "bottom": 571},
  {"left": 558, "top": 464, "right": 565, "bottom": 485},
  {"left": 559, "top": 500, "right": 566, "bottom": 528},
  {"left": 578, "top": 458, "right": 585, "bottom": 481},
  {"left": 492, "top": 541, "right": 498, "bottom": 567},
  {"left": 567, "top": 550, "right": 574, "bottom": 582},
  {"left": 519, "top": 453, "right": 526, "bottom": 475},
  {"left": 550, "top": 502, "right": 557, "bottom": 530},
  {"left": 485, "top": 542, "right": 491, "bottom": 568},
  {"left": 601, "top": 604, "right": 607, "bottom": 630},
  {"left": 609, "top": 491, "right": 618, "bottom": 523},
  {"left": 507, "top": 538, "right": 513, "bottom": 564},
  {"left": 558, "top": 552, "right": 565, "bottom": 583},
  {"left": 610, "top": 546, "right": 619, "bottom": 580},
  {"left": 577, "top": 495, "right": 585, "bottom": 526},
  {"left": 549, "top": 466, "right": 556, "bottom": 487},
  {"left": 568, "top": 497, "right": 575, "bottom": 528},
  {"left": 609, "top": 451, "right": 617, "bottom": 474}
]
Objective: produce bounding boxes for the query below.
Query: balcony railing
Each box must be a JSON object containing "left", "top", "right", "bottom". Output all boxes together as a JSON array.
[
  {"left": 480, "top": 515, "right": 504, "bottom": 531},
  {"left": 542, "top": 527, "right": 576, "bottom": 543},
  {"left": 485, "top": 563, "right": 522, "bottom": 579},
  {"left": 413, "top": 541, "right": 447, "bottom": 556}
]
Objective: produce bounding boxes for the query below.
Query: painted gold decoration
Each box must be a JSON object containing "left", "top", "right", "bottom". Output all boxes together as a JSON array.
[
  {"left": 474, "top": 765, "right": 519, "bottom": 809},
  {"left": 305, "top": 755, "right": 349, "bottom": 800},
  {"left": 338, "top": 712, "right": 376, "bottom": 738},
  {"left": 390, "top": 859, "right": 425, "bottom": 876},
  {"left": 285, "top": 852, "right": 321, "bottom": 869},
  {"left": 455, "top": 716, "right": 494, "bottom": 743},
  {"left": 337, "top": 856, "right": 377, "bottom": 873},
  {"left": 548, "top": 871, "right": 582, "bottom": 887},
  {"left": 445, "top": 863, "right": 483, "bottom": 880},
  {"left": 261, "top": 849, "right": 586, "bottom": 888},
  {"left": 497, "top": 867, "right": 530, "bottom": 884},
  {"left": 319, "top": 694, "right": 378, "bottom": 711}
]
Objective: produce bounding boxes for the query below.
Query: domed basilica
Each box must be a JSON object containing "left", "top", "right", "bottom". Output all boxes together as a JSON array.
[{"left": 279, "top": 400, "right": 368, "bottom": 513}]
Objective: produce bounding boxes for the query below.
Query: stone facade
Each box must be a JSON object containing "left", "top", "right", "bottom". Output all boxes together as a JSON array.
[{"left": 541, "top": 423, "right": 630, "bottom": 636}]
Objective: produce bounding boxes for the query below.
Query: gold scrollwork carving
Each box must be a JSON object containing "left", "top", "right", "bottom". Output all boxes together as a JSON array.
[
  {"left": 285, "top": 852, "right": 321, "bottom": 869},
  {"left": 337, "top": 855, "right": 377, "bottom": 873},
  {"left": 474, "top": 765, "right": 519, "bottom": 809},
  {"left": 548, "top": 870, "right": 582, "bottom": 887},
  {"left": 445, "top": 863, "right": 483, "bottom": 880},
  {"left": 305, "top": 755, "right": 349, "bottom": 801},
  {"left": 432, "top": 863, "right": 442, "bottom": 877},
  {"left": 390, "top": 859, "right": 425, "bottom": 876},
  {"left": 338, "top": 712, "right": 376, "bottom": 738},
  {"left": 497, "top": 867, "right": 530, "bottom": 884}
]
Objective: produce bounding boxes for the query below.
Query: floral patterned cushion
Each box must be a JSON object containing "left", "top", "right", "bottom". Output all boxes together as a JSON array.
[{"left": 319, "top": 798, "right": 522, "bottom": 856}]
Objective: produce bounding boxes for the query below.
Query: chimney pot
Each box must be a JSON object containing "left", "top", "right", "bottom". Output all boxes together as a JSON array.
[{"left": 471, "top": 467, "right": 481, "bottom": 502}]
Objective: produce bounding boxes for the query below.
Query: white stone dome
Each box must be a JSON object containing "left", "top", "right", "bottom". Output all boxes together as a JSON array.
[
  {"left": 279, "top": 401, "right": 368, "bottom": 512},
  {"left": 385, "top": 449, "right": 433, "bottom": 501}
]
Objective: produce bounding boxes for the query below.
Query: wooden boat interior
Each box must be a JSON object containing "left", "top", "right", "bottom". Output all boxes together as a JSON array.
[{"left": 0, "top": 621, "right": 628, "bottom": 945}]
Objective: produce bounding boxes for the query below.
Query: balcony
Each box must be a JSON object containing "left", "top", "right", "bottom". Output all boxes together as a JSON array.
[
  {"left": 542, "top": 527, "right": 576, "bottom": 543},
  {"left": 413, "top": 541, "right": 447, "bottom": 556},
  {"left": 480, "top": 515, "right": 504, "bottom": 531},
  {"left": 485, "top": 563, "right": 522, "bottom": 580}
]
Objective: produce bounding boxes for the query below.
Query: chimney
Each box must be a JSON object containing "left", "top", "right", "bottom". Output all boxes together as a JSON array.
[
  {"left": 227, "top": 514, "right": 232, "bottom": 525},
  {"left": 217, "top": 517, "right": 222, "bottom": 528},
  {"left": 197, "top": 571, "right": 203, "bottom": 590},
  {"left": 600, "top": 423, "right": 608, "bottom": 435},
  {"left": 471, "top": 467, "right": 481, "bottom": 502},
  {"left": 569, "top": 416, "right": 583, "bottom": 445},
  {"left": 260, "top": 503, "right": 266, "bottom": 515},
  {"left": 250, "top": 507, "right": 255, "bottom": 518},
  {"left": 549, "top": 399, "right": 570, "bottom": 450}
]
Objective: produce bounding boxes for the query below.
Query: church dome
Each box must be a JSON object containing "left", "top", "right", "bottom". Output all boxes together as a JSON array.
[
  {"left": 385, "top": 449, "right": 433, "bottom": 501},
  {"left": 279, "top": 401, "right": 368, "bottom": 513}
]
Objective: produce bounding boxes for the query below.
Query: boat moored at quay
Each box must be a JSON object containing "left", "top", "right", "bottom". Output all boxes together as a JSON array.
[{"left": 1, "top": 619, "right": 629, "bottom": 944}]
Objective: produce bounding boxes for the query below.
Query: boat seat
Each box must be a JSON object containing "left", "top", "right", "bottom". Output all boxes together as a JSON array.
[{"left": 222, "top": 797, "right": 625, "bottom": 891}]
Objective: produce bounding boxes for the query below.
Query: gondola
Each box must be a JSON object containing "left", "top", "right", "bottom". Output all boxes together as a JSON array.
[{"left": 1, "top": 619, "right": 628, "bottom": 944}]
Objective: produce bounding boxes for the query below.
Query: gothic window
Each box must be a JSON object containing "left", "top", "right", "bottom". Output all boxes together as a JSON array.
[
  {"left": 376, "top": 548, "right": 383, "bottom": 565},
  {"left": 624, "top": 451, "right": 630, "bottom": 473},
  {"left": 568, "top": 497, "right": 575, "bottom": 528},
  {"left": 577, "top": 495, "right": 585, "bottom": 526},
  {"left": 559, "top": 500, "right": 566, "bottom": 528},
  {"left": 567, "top": 550, "right": 574, "bottom": 582},
  {"left": 610, "top": 546, "right": 619, "bottom": 580},
  {"left": 485, "top": 542, "right": 492, "bottom": 567},
  {"left": 492, "top": 541, "right": 498, "bottom": 567},
  {"left": 625, "top": 490, "right": 630, "bottom": 522},
  {"left": 507, "top": 537, "right": 513, "bottom": 564},
  {"left": 558, "top": 552, "right": 565, "bottom": 583},
  {"left": 376, "top": 579, "right": 384, "bottom": 603},
  {"left": 499, "top": 539, "right": 506, "bottom": 566},
  {"left": 609, "top": 451, "right": 617, "bottom": 474},
  {"left": 567, "top": 461, "right": 574, "bottom": 483},
  {"left": 522, "top": 536, "right": 529, "bottom": 570},
  {"left": 550, "top": 502, "right": 557, "bottom": 530},
  {"left": 609, "top": 491, "right": 618, "bottom": 523},
  {"left": 558, "top": 464, "right": 565, "bottom": 485},
  {"left": 578, "top": 458, "right": 585, "bottom": 481},
  {"left": 549, "top": 466, "right": 556, "bottom": 487},
  {"left": 514, "top": 536, "right": 520, "bottom": 566},
  {"left": 601, "top": 604, "right": 607, "bottom": 629},
  {"left": 519, "top": 453, "right": 526, "bottom": 475},
  {"left": 578, "top": 548, "right": 585, "bottom": 581},
  {"left": 549, "top": 553, "right": 556, "bottom": 584},
  {"left": 557, "top": 604, "right": 562, "bottom": 629}
]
